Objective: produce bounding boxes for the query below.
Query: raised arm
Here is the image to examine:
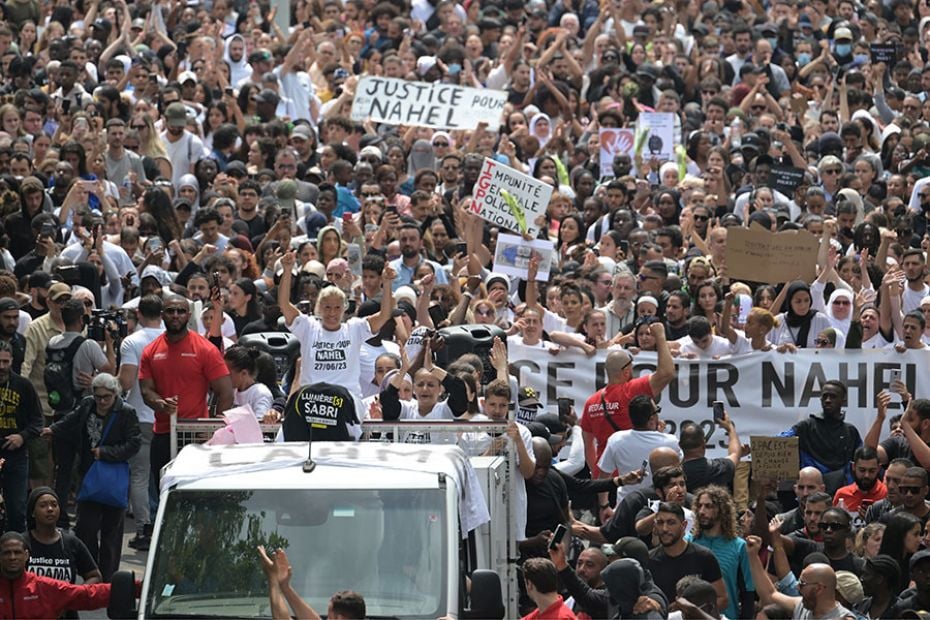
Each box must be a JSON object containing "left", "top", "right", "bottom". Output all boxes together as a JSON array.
[
  {"left": 365, "top": 264, "right": 397, "bottom": 334},
  {"left": 277, "top": 251, "right": 300, "bottom": 326},
  {"left": 649, "top": 322, "right": 675, "bottom": 397}
]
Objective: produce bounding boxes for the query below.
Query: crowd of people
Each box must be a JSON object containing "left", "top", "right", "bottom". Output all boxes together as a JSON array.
[{"left": 0, "top": 0, "right": 924, "bottom": 616}]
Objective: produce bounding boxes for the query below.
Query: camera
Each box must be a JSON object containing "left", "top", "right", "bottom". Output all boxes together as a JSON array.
[{"left": 85, "top": 309, "right": 128, "bottom": 342}]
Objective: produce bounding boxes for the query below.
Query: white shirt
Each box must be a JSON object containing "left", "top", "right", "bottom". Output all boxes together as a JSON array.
[
  {"left": 234, "top": 382, "right": 274, "bottom": 419},
  {"left": 289, "top": 315, "right": 373, "bottom": 394},
  {"left": 676, "top": 335, "right": 738, "bottom": 358},
  {"left": 160, "top": 131, "right": 206, "bottom": 187},
  {"left": 119, "top": 326, "right": 165, "bottom": 424},
  {"left": 903, "top": 284, "right": 929, "bottom": 315},
  {"left": 61, "top": 240, "right": 139, "bottom": 289},
  {"left": 598, "top": 429, "right": 682, "bottom": 502},
  {"left": 358, "top": 340, "right": 400, "bottom": 398}
]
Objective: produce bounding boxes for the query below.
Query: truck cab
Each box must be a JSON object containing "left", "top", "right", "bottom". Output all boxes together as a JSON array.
[{"left": 110, "top": 440, "right": 514, "bottom": 619}]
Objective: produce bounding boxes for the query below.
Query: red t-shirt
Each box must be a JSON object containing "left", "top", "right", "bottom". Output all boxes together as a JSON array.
[
  {"left": 833, "top": 479, "right": 888, "bottom": 513},
  {"left": 521, "top": 596, "right": 577, "bottom": 620},
  {"left": 138, "top": 331, "right": 230, "bottom": 434},
  {"left": 581, "top": 375, "right": 653, "bottom": 476}
]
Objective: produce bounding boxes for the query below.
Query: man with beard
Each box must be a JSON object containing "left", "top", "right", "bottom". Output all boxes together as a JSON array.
[
  {"left": 860, "top": 554, "right": 901, "bottom": 618},
  {"left": 22, "top": 271, "right": 50, "bottom": 320},
  {"left": 548, "top": 546, "right": 609, "bottom": 619},
  {"left": 445, "top": 153, "right": 482, "bottom": 206},
  {"left": 747, "top": 535, "right": 854, "bottom": 620},
  {"left": 634, "top": 465, "right": 693, "bottom": 541},
  {"left": 833, "top": 446, "right": 887, "bottom": 515},
  {"left": 692, "top": 485, "right": 754, "bottom": 619},
  {"left": 0, "top": 298, "right": 26, "bottom": 373},
  {"left": 160, "top": 102, "right": 205, "bottom": 187},
  {"left": 871, "top": 395, "right": 930, "bottom": 469},
  {"left": 389, "top": 222, "right": 448, "bottom": 289},
  {"left": 892, "top": 467, "right": 930, "bottom": 522},
  {"left": 776, "top": 468, "right": 826, "bottom": 534},
  {"left": 645, "top": 502, "right": 727, "bottom": 612},
  {"left": 901, "top": 249, "right": 929, "bottom": 314},
  {"left": 866, "top": 458, "right": 911, "bottom": 523},
  {"left": 139, "top": 295, "right": 233, "bottom": 493},
  {"left": 782, "top": 508, "right": 866, "bottom": 577}
]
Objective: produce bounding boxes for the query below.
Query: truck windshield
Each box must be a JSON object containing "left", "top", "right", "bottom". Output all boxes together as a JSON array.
[{"left": 147, "top": 488, "right": 447, "bottom": 618}]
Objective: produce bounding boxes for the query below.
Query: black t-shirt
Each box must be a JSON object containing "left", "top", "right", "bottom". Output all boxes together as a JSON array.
[
  {"left": 789, "top": 536, "right": 865, "bottom": 577},
  {"left": 682, "top": 456, "right": 735, "bottom": 493},
  {"left": 881, "top": 435, "right": 914, "bottom": 465},
  {"left": 526, "top": 469, "right": 570, "bottom": 541},
  {"left": 647, "top": 542, "right": 722, "bottom": 604},
  {"left": 26, "top": 530, "right": 97, "bottom": 583}
]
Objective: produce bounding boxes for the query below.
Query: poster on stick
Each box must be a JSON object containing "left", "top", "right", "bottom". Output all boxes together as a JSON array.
[
  {"left": 492, "top": 233, "right": 555, "bottom": 281},
  {"left": 725, "top": 225, "right": 819, "bottom": 283},
  {"left": 599, "top": 128, "right": 635, "bottom": 178},
  {"left": 350, "top": 76, "right": 506, "bottom": 130},
  {"left": 471, "top": 158, "right": 553, "bottom": 237}
]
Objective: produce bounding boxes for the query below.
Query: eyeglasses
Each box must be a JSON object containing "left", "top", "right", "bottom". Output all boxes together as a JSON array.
[
  {"left": 817, "top": 522, "right": 846, "bottom": 531},
  {"left": 899, "top": 486, "right": 925, "bottom": 495},
  {"left": 475, "top": 308, "right": 495, "bottom": 317},
  {"left": 694, "top": 214, "right": 710, "bottom": 221},
  {"left": 822, "top": 169, "right": 840, "bottom": 175},
  {"left": 798, "top": 580, "right": 823, "bottom": 589},
  {"left": 433, "top": 141, "right": 449, "bottom": 147},
  {"left": 93, "top": 392, "right": 114, "bottom": 400},
  {"left": 751, "top": 105, "right": 766, "bottom": 111},
  {"left": 832, "top": 299, "right": 850, "bottom": 306}
]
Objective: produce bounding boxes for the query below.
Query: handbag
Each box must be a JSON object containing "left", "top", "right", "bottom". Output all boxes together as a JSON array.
[{"left": 77, "top": 411, "right": 130, "bottom": 509}]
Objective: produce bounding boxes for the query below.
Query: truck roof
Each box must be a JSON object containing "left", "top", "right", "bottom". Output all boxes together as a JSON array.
[{"left": 163, "top": 441, "right": 464, "bottom": 492}]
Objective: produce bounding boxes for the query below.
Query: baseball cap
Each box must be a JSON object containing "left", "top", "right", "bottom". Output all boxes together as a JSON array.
[
  {"left": 834, "top": 26, "right": 853, "bottom": 41},
  {"left": 164, "top": 102, "right": 188, "bottom": 127},
  {"left": 613, "top": 537, "right": 650, "bottom": 566},
  {"left": 911, "top": 549, "right": 930, "bottom": 570},
  {"left": 835, "top": 571, "right": 864, "bottom": 605},
  {"left": 0, "top": 298, "right": 18, "bottom": 312},
  {"left": 291, "top": 125, "right": 313, "bottom": 141},
  {"left": 48, "top": 282, "right": 71, "bottom": 301},
  {"left": 518, "top": 386, "right": 541, "bottom": 409},
  {"left": 29, "top": 271, "right": 52, "bottom": 289},
  {"left": 535, "top": 413, "right": 566, "bottom": 443},
  {"left": 252, "top": 88, "right": 280, "bottom": 105},
  {"left": 177, "top": 70, "right": 197, "bottom": 84},
  {"left": 225, "top": 161, "right": 247, "bottom": 178},
  {"left": 141, "top": 265, "right": 169, "bottom": 285},
  {"left": 248, "top": 49, "right": 273, "bottom": 63}
]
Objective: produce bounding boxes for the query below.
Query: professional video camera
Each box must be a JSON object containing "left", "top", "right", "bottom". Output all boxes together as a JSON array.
[{"left": 85, "top": 309, "right": 128, "bottom": 342}]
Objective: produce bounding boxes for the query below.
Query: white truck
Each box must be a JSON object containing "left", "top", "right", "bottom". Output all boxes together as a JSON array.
[{"left": 109, "top": 429, "right": 519, "bottom": 619}]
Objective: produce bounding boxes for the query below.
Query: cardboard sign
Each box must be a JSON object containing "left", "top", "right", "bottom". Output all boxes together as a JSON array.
[
  {"left": 725, "top": 225, "right": 819, "bottom": 283},
  {"left": 350, "top": 76, "right": 507, "bottom": 130},
  {"left": 471, "top": 158, "right": 554, "bottom": 236},
  {"left": 750, "top": 436, "right": 799, "bottom": 481},
  {"left": 636, "top": 112, "right": 676, "bottom": 161},
  {"left": 492, "top": 233, "right": 554, "bottom": 281},
  {"left": 599, "top": 128, "right": 635, "bottom": 178},
  {"left": 768, "top": 165, "right": 806, "bottom": 197}
]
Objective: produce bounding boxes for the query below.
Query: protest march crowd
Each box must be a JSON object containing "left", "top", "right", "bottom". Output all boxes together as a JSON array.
[{"left": 0, "top": 0, "right": 928, "bottom": 617}]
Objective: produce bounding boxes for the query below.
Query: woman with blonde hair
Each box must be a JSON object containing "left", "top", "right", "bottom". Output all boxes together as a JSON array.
[
  {"left": 131, "top": 114, "right": 172, "bottom": 180},
  {"left": 0, "top": 104, "right": 23, "bottom": 137},
  {"left": 854, "top": 522, "right": 885, "bottom": 559}
]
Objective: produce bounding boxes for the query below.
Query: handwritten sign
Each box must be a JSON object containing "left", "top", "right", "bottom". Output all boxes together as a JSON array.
[
  {"left": 725, "top": 225, "right": 819, "bottom": 283},
  {"left": 750, "top": 436, "right": 799, "bottom": 481},
  {"left": 599, "top": 128, "right": 635, "bottom": 178},
  {"left": 471, "top": 158, "right": 553, "bottom": 237},
  {"left": 493, "top": 233, "right": 554, "bottom": 281},
  {"left": 767, "top": 165, "right": 806, "bottom": 197},
  {"left": 350, "top": 76, "right": 506, "bottom": 130}
]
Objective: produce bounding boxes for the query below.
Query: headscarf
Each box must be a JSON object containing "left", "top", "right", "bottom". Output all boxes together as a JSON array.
[
  {"left": 783, "top": 280, "right": 817, "bottom": 346},
  {"left": 431, "top": 131, "right": 454, "bottom": 150},
  {"left": 825, "top": 288, "right": 853, "bottom": 335},
  {"left": 316, "top": 225, "right": 344, "bottom": 263},
  {"left": 224, "top": 34, "right": 251, "bottom": 86},
  {"left": 407, "top": 139, "right": 436, "bottom": 176},
  {"left": 178, "top": 173, "right": 201, "bottom": 211},
  {"left": 529, "top": 113, "right": 552, "bottom": 148}
]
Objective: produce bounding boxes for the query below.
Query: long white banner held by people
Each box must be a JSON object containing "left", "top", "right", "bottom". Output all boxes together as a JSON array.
[
  {"left": 509, "top": 344, "right": 929, "bottom": 459},
  {"left": 471, "top": 158, "right": 553, "bottom": 237},
  {"left": 350, "top": 76, "right": 506, "bottom": 130}
]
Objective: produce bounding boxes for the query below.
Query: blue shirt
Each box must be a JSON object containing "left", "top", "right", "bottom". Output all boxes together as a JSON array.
[
  {"left": 693, "top": 534, "right": 754, "bottom": 620},
  {"left": 390, "top": 256, "right": 449, "bottom": 290}
]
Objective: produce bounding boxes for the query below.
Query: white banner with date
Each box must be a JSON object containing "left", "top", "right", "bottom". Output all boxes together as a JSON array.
[{"left": 508, "top": 344, "right": 928, "bottom": 459}]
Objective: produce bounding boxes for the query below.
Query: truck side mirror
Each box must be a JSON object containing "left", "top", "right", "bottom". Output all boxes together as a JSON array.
[
  {"left": 107, "top": 570, "right": 137, "bottom": 620},
  {"left": 463, "top": 569, "right": 505, "bottom": 619}
]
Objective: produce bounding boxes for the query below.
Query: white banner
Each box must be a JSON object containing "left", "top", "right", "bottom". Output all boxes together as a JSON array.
[
  {"left": 471, "top": 158, "right": 553, "bottom": 236},
  {"left": 350, "top": 77, "right": 506, "bottom": 130},
  {"left": 509, "top": 344, "right": 927, "bottom": 458}
]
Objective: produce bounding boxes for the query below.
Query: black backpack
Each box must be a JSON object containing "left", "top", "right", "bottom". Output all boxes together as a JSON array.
[{"left": 44, "top": 336, "right": 86, "bottom": 413}]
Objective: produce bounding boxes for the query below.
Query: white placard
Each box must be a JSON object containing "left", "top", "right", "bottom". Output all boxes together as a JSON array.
[
  {"left": 492, "top": 233, "right": 554, "bottom": 281},
  {"left": 471, "top": 158, "right": 554, "bottom": 237},
  {"left": 599, "top": 127, "right": 635, "bottom": 178},
  {"left": 350, "top": 76, "right": 507, "bottom": 130},
  {"left": 636, "top": 112, "right": 676, "bottom": 161}
]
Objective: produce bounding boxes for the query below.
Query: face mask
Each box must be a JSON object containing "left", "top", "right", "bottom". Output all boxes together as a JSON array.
[
  {"left": 835, "top": 43, "right": 852, "bottom": 56},
  {"left": 448, "top": 63, "right": 462, "bottom": 75},
  {"left": 767, "top": 37, "right": 778, "bottom": 50},
  {"left": 797, "top": 52, "right": 811, "bottom": 66},
  {"left": 853, "top": 53, "right": 869, "bottom": 65}
]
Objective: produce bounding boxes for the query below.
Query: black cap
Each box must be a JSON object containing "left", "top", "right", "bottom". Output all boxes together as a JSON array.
[
  {"left": 29, "top": 271, "right": 52, "bottom": 289},
  {"left": 0, "top": 298, "right": 18, "bottom": 312},
  {"left": 226, "top": 161, "right": 247, "bottom": 177}
]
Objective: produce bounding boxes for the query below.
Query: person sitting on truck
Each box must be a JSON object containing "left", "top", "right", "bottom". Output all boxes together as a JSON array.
[
  {"left": 520, "top": 557, "right": 578, "bottom": 620},
  {"left": 380, "top": 338, "right": 468, "bottom": 444},
  {"left": 0, "top": 531, "right": 115, "bottom": 619}
]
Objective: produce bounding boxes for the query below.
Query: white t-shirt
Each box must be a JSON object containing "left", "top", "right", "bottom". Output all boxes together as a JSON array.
[
  {"left": 676, "top": 335, "right": 738, "bottom": 358},
  {"left": 288, "top": 314, "right": 373, "bottom": 393},
  {"left": 234, "top": 382, "right": 274, "bottom": 419},
  {"left": 903, "top": 284, "right": 929, "bottom": 315},
  {"left": 389, "top": 397, "right": 458, "bottom": 445},
  {"left": 119, "top": 326, "right": 165, "bottom": 424},
  {"left": 598, "top": 430, "right": 682, "bottom": 503},
  {"left": 359, "top": 340, "right": 400, "bottom": 399}
]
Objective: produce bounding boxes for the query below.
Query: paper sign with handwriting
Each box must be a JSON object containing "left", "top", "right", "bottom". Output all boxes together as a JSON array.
[
  {"left": 350, "top": 76, "right": 506, "bottom": 130},
  {"left": 750, "top": 436, "right": 799, "bottom": 480},
  {"left": 725, "top": 225, "right": 819, "bottom": 283},
  {"left": 471, "top": 158, "right": 553, "bottom": 237}
]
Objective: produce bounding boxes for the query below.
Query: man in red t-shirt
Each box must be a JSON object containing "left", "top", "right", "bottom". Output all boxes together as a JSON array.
[
  {"left": 581, "top": 322, "right": 674, "bottom": 483},
  {"left": 139, "top": 295, "right": 233, "bottom": 488},
  {"left": 833, "top": 446, "right": 887, "bottom": 514},
  {"left": 521, "top": 558, "right": 577, "bottom": 620}
]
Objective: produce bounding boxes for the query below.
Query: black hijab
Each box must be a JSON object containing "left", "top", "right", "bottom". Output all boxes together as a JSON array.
[{"left": 783, "top": 281, "right": 816, "bottom": 346}]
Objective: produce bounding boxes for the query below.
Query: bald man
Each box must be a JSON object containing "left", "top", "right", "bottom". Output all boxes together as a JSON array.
[
  {"left": 777, "top": 467, "right": 826, "bottom": 534},
  {"left": 571, "top": 446, "right": 683, "bottom": 544},
  {"left": 747, "top": 534, "right": 854, "bottom": 619},
  {"left": 581, "top": 323, "right": 675, "bottom": 480}
]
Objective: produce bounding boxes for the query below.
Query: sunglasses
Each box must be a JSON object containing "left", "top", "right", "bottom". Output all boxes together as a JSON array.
[
  {"left": 476, "top": 308, "right": 495, "bottom": 317},
  {"left": 899, "top": 486, "right": 925, "bottom": 495},
  {"left": 822, "top": 169, "right": 840, "bottom": 175},
  {"left": 694, "top": 214, "right": 710, "bottom": 221},
  {"left": 433, "top": 141, "right": 449, "bottom": 147},
  {"left": 163, "top": 308, "right": 189, "bottom": 315},
  {"left": 817, "top": 522, "right": 846, "bottom": 531}
]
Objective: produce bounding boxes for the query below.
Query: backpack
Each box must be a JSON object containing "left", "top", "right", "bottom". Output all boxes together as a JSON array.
[{"left": 44, "top": 336, "right": 87, "bottom": 412}]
